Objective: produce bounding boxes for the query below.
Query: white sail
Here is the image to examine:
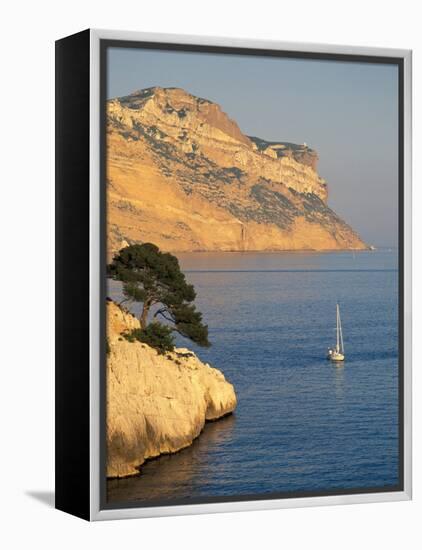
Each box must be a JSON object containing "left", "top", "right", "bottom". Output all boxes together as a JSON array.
[
  {"left": 336, "top": 304, "right": 340, "bottom": 352},
  {"left": 338, "top": 305, "right": 344, "bottom": 354},
  {"left": 327, "top": 304, "right": 345, "bottom": 361}
]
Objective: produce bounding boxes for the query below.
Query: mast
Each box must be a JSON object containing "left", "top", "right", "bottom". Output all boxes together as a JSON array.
[
  {"left": 336, "top": 304, "right": 340, "bottom": 352},
  {"left": 339, "top": 306, "right": 344, "bottom": 353}
]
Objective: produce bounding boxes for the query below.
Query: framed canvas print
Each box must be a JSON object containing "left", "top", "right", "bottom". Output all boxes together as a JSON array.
[{"left": 55, "top": 29, "right": 412, "bottom": 521}]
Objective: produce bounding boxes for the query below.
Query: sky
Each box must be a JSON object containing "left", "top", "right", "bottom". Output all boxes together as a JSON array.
[{"left": 107, "top": 47, "right": 399, "bottom": 247}]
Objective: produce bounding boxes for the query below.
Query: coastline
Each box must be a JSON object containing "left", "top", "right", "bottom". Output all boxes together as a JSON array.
[
  {"left": 106, "top": 248, "right": 399, "bottom": 502},
  {"left": 106, "top": 300, "right": 237, "bottom": 478},
  {"left": 108, "top": 246, "right": 373, "bottom": 263},
  {"left": 107, "top": 410, "right": 235, "bottom": 481}
]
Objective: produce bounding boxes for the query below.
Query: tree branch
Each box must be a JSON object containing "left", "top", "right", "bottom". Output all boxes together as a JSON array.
[
  {"left": 154, "top": 308, "right": 176, "bottom": 324},
  {"left": 170, "top": 326, "right": 187, "bottom": 338}
]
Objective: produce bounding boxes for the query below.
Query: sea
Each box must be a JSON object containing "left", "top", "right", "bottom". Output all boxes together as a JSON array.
[{"left": 107, "top": 248, "right": 400, "bottom": 505}]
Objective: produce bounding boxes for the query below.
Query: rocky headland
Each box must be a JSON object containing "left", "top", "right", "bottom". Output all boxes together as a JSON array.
[
  {"left": 106, "top": 300, "right": 237, "bottom": 478},
  {"left": 106, "top": 86, "right": 367, "bottom": 257}
]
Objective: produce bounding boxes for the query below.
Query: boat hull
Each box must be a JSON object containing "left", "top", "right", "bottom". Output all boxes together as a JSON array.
[{"left": 330, "top": 353, "right": 345, "bottom": 362}]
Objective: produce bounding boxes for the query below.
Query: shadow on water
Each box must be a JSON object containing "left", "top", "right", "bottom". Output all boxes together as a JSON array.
[{"left": 108, "top": 414, "right": 236, "bottom": 504}]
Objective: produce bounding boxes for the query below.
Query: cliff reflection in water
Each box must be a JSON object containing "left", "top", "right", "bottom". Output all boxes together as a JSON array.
[{"left": 108, "top": 415, "right": 236, "bottom": 504}]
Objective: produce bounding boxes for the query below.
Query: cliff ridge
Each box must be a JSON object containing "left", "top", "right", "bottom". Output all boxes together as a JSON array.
[{"left": 107, "top": 86, "right": 367, "bottom": 255}]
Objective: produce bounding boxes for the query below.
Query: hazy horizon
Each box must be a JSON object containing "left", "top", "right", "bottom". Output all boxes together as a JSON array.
[{"left": 107, "top": 47, "right": 399, "bottom": 247}]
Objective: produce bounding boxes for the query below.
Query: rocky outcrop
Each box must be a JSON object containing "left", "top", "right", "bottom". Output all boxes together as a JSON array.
[
  {"left": 106, "top": 300, "right": 237, "bottom": 478},
  {"left": 107, "top": 86, "right": 367, "bottom": 256}
]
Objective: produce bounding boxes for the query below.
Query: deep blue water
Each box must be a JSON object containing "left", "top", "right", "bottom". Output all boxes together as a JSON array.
[{"left": 107, "top": 249, "right": 399, "bottom": 504}]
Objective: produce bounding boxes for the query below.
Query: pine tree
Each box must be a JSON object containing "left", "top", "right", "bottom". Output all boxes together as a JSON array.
[{"left": 108, "top": 243, "right": 210, "bottom": 348}]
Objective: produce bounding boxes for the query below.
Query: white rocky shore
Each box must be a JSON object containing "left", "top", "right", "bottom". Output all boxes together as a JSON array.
[{"left": 106, "top": 300, "right": 237, "bottom": 478}]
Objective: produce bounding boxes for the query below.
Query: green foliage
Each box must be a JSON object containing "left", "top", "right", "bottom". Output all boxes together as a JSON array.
[
  {"left": 108, "top": 243, "right": 210, "bottom": 348},
  {"left": 122, "top": 281, "right": 146, "bottom": 302},
  {"left": 169, "top": 303, "right": 210, "bottom": 347},
  {"left": 123, "top": 324, "right": 175, "bottom": 355}
]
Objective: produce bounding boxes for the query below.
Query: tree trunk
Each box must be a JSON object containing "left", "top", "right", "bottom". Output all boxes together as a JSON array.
[{"left": 140, "top": 302, "right": 150, "bottom": 330}]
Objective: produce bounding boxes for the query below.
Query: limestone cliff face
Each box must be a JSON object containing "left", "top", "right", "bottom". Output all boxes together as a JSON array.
[
  {"left": 107, "top": 300, "right": 237, "bottom": 478},
  {"left": 107, "top": 86, "right": 367, "bottom": 256}
]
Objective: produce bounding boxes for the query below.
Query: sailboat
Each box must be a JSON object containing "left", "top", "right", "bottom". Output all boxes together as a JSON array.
[{"left": 327, "top": 304, "right": 345, "bottom": 362}]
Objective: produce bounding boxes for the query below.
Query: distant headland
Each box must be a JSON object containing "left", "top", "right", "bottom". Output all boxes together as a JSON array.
[{"left": 106, "top": 86, "right": 368, "bottom": 257}]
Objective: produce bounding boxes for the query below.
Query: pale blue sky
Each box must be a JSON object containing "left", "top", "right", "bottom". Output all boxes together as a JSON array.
[{"left": 107, "top": 47, "right": 399, "bottom": 247}]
